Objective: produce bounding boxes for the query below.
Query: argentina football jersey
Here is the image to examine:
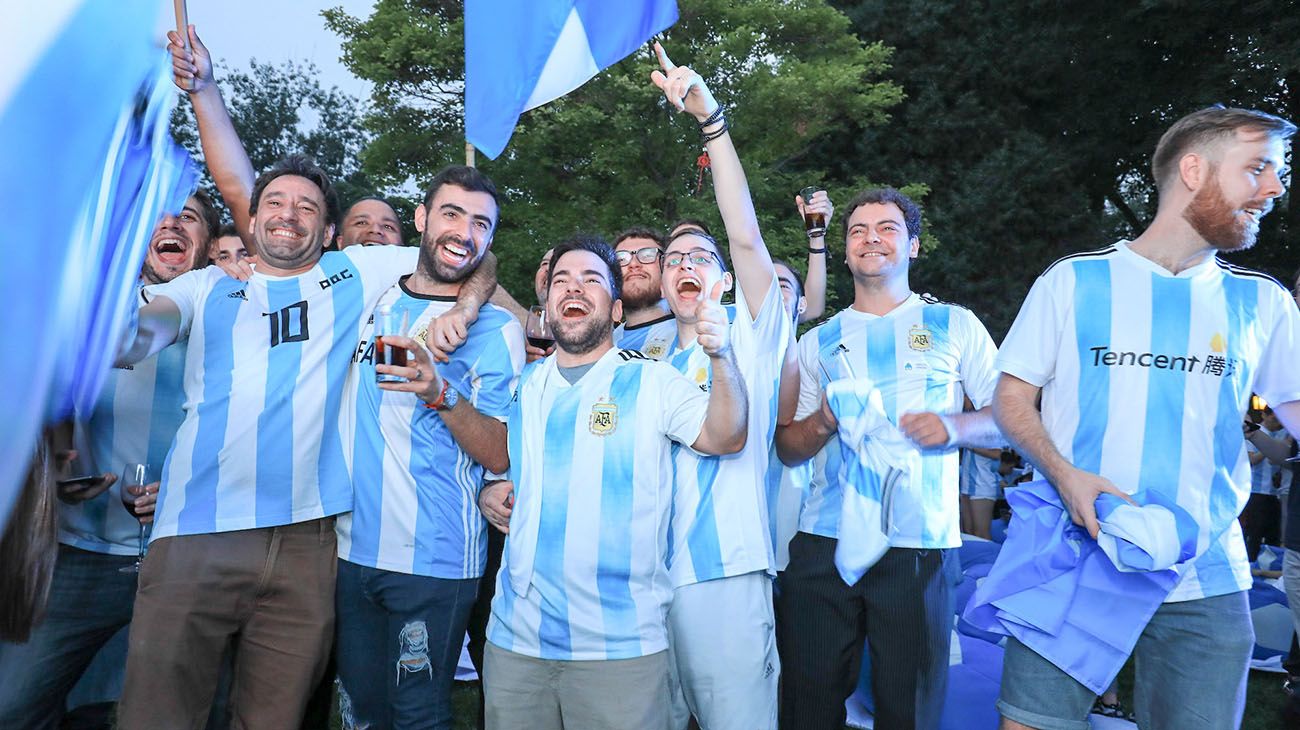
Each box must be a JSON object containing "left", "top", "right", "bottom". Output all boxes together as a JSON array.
[
  {"left": 488, "top": 348, "right": 710, "bottom": 661},
  {"left": 794, "top": 293, "right": 999, "bottom": 548},
  {"left": 998, "top": 241, "right": 1300, "bottom": 601},
  {"left": 613, "top": 312, "right": 678, "bottom": 360},
  {"left": 62, "top": 286, "right": 188, "bottom": 555},
  {"left": 337, "top": 281, "right": 525, "bottom": 579},
  {"left": 664, "top": 280, "right": 790, "bottom": 586},
  {"left": 143, "top": 245, "right": 418, "bottom": 541}
]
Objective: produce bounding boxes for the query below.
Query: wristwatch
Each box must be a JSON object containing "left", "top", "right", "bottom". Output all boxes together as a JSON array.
[{"left": 424, "top": 381, "right": 461, "bottom": 411}]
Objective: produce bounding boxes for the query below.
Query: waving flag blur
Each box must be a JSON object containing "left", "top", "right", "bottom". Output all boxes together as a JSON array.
[
  {"left": 0, "top": 0, "right": 197, "bottom": 529},
  {"left": 465, "top": 0, "right": 679, "bottom": 159}
]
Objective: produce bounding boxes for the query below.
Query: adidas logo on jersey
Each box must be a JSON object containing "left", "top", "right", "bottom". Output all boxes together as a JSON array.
[{"left": 227, "top": 289, "right": 247, "bottom": 300}]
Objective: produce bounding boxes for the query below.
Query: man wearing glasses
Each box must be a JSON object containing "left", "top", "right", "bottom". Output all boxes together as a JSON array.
[
  {"left": 612, "top": 228, "right": 677, "bottom": 359},
  {"left": 649, "top": 43, "right": 796, "bottom": 730}
]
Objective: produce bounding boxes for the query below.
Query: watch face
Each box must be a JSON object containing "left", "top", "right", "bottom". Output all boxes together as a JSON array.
[{"left": 443, "top": 386, "right": 459, "bottom": 409}]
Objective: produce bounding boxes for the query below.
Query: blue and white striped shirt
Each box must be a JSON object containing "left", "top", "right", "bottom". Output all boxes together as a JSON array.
[
  {"left": 144, "top": 246, "right": 418, "bottom": 540},
  {"left": 665, "top": 281, "right": 789, "bottom": 586},
  {"left": 613, "top": 312, "right": 678, "bottom": 360},
  {"left": 998, "top": 241, "right": 1300, "bottom": 602},
  {"left": 488, "top": 348, "right": 709, "bottom": 660},
  {"left": 337, "top": 283, "right": 524, "bottom": 579},
  {"left": 795, "top": 293, "right": 999, "bottom": 548},
  {"left": 62, "top": 286, "right": 187, "bottom": 555}
]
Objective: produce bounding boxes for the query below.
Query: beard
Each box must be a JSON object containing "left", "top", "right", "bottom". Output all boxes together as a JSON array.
[
  {"left": 418, "top": 231, "right": 479, "bottom": 284},
  {"left": 619, "top": 276, "right": 662, "bottom": 311},
  {"left": 256, "top": 222, "right": 326, "bottom": 269},
  {"left": 552, "top": 311, "right": 611, "bottom": 356},
  {"left": 1182, "top": 173, "right": 1260, "bottom": 253}
]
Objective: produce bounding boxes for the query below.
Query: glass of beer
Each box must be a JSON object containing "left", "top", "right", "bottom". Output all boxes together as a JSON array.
[
  {"left": 119, "top": 462, "right": 150, "bottom": 574},
  {"left": 800, "top": 186, "right": 827, "bottom": 238},
  {"left": 374, "top": 304, "right": 410, "bottom": 383},
  {"left": 525, "top": 306, "right": 554, "bottom": 351}
]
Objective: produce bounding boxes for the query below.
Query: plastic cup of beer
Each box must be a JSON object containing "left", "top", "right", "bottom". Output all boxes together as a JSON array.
[
  {"left": 800, "top": 186, "right": 827, "bottom": 238},
  {"left": 374, "top": 304, "right": 410, "bottom": 383}
]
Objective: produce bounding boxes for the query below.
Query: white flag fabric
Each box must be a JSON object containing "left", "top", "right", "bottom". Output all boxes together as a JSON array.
[{"left": 465, "top": 0, "right": 679, "bottom": 159}]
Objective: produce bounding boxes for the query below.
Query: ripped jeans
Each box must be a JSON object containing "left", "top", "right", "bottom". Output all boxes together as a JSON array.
[{"left": 335, "top": 559, "right": 478, "bottom": 730}]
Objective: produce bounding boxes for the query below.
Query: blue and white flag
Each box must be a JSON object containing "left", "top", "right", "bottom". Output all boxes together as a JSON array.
[
  {"left": 0, "top": 0, "right": 196, "bottom": 530},
  {"left": 465, "top": 0, "right": 679, "bottom": 159}
]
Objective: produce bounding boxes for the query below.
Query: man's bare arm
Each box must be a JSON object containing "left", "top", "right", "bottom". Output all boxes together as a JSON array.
[{"left": 115, "top": 297, "right": 183, "bottom": 367}]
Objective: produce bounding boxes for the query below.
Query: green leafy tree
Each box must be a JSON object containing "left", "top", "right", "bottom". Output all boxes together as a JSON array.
[
  {"left": 324, "top": 0, "right": 906, "bottom": 302},
  {"left": 829, "top": 0, "right": 1298, "bottom": 337}
]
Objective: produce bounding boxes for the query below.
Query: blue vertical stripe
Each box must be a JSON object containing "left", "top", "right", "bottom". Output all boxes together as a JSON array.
[
  {"left": 146, "top": 346, "right": 187, "bottom": 476},
  {"left": 317, "top": 254, "right": 364, "bottom": 509},
  {"left": 919, "top": 306, "right": 951, "bottom": 545},
  {"left": 175, "top": 278, "right": 243, "bottom": 534},
  {"left": 1196, "top": 275, "right": 1257, "bottom": 594},
  {"left": 813, "top": 318, "right": 845, "bottom": 535},
  {"left": 865, "top": 320, "right": 897, "bottom": 419},
  {"left": 1137, "top": 276, "right": 1191, "bottom": 500},
  {"left": 597, "top": 365, "right": 642, "bottom": 656},
  {"left": 1071, "top": 260, "right": 1112, "bottom": 473},
  {"left": 347, "top": 298, "right": 384, "bottom": 563},
  {"left": 255, "top": 278, "right": 303, "bottom": 524},
  {"left": 536, "top": 388, "right": 579, "bottom": 657}
]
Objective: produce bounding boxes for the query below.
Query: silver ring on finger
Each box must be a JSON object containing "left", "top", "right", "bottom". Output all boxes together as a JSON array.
[{"left": 414, "top": 368, "right": 422, "bottom": 380}]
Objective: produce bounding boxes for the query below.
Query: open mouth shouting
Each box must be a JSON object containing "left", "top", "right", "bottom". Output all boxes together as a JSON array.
[
  {"left": 674, "top": 274, "right": 704, "bottom": 300},
  {"left": 150, "top": 233, "right": 190, "bottom": 267},
  {"left": 559, "top": 297, "right": 592, "bottom": 320}
]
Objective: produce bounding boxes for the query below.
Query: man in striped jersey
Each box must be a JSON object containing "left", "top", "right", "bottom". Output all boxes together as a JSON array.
[
  {"left": 994, "top": 107, "right": 1297, "bottom": 730},
  {"left": 776, "top": 187, "right": 1002, "bottom": 729},
  {"left": 645, "top": 44, "right": 795, "bottom": 730},
  {"left": 477, "top": 233, "right": 749, "bottom": 730},
  {"left": 0, "top": 193, "right": 218, "bottom": 727},
  {"left": 333, "top": 165, "right": 525, "bottom": 729},
  {"left": 612, "top": 227, "right": 677, "bottom": 358}
]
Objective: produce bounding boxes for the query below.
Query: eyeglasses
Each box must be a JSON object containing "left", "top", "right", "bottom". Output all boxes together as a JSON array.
[
  {"left": 615, "top": 247, "right": 662, "bottom": 266},
  {"left": 663, "top": 249, "right": 721, "bottom": 268}
]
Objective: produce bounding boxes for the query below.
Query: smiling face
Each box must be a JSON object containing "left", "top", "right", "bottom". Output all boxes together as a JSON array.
[
  {"left": 843, "top": 202, "right": 919, "bottom": 284},
  {"left": 337, "top": 199, "right": 403, "bottom": 249},
  {"left": 414, "top": 183, "right": 497, "bottom": 284},
  {"left": 1182, "top": 129, "right": 1289, "bottom": 252},
  {"left": 142, "top": 195, "right": 212, "bottom": 284},
  {"left": 615, "top": 236, "right": 664, "bottom": 311},
  {"left": 547, "top": 249, "right": 621, "bottom": 356},
  {"left": 249, "top": 175, "right": 334, "bottom": 272},
  {"left": 660, "top": 233, "right": 731, "bottom": 324}
]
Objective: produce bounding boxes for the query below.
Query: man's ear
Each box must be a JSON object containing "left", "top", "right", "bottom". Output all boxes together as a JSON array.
[
  {"left": 908, "top": 236, "right": 920, "bottom": 259},
  {"left": 611, "top": 298, "right": 624, "bottom": 324},
  {"left": 414, "top": 203, "right": 428, "bottom": 234},
  {"left": 1179, "top": 152, "right": 1207, "bottom": 192}
]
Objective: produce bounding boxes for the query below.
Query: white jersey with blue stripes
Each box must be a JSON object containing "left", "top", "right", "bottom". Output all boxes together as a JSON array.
[
  {"left": 765, "top": 449, "right": 811, "bottom": 572},
  {"left": 795, "top": 293, "right": 999, "bottom": 548},
  {"left": 613, "top": 312, "right": 678, "bottom": 360},
  {"left": 997, "top": 241, "right": 1300, "bottom": 602},
  {"left": 488, "top": 347, "right": 710, "bottom": 661},
  {"left": 61, "top": 286, "right": 187, "bottom": 555},
  {"left": 664, "top": 280, "right": 789, "bottom": 586},
  {"left": 144, "top": 246, "right": 418, "bottom": 541},
  {"left": 337, "top": 282, "right": 525, "bottom": 579}
]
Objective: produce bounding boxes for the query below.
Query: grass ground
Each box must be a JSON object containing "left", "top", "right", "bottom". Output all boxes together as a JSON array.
[{"left": 323, "top": 670, "right": 1292, "bottom": 729}]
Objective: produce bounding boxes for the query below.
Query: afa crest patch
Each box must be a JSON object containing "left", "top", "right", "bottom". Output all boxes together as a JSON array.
[
  {"left": 908, "top": 324, "right": 933, "bottom": 352},
  {"left": 589, "top": 399, "right": 618, "bottom": 436}
]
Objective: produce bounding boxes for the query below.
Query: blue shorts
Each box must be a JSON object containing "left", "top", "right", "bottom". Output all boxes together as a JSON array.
[{"left": 997, "top": 591, "right": 1252, "bottom": 730}]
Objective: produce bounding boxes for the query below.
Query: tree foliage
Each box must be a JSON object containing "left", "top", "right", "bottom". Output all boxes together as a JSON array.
[
  {"left": 324, "top": 0, "right": 906, "bottom": 302},
  {"left": 828, "top": 0, "right": 1298, "bottom": 337}
]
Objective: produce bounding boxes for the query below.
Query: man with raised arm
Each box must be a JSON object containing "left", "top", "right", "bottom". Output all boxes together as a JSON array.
[
  {"left": 477, "top": 232, "right": 748, "bottom": 730},
  {"left": 647, "top": 43, "right": 795, "bottom": 730},
  {"left": 775, "top": 186, "right": 1002, "bottom": 730},
  {"left": 993, "top": 106, "right": 1297, "bottom": 730}
]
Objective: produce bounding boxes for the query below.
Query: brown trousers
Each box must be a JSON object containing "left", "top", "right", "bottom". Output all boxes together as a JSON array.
[{"left": 117, "top": 518, "right": 337, "bottom": 730}]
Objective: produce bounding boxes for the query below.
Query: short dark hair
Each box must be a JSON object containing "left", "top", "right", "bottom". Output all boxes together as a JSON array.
[
  {"left": 217, "top": 222, "right": 239, "bottom": 239},
  {"left": 249, "top": 154, "right": 341, "bottom": 228},
  {"left": 422, "top": 166, "right": 500, "bottom": 228},
  {"left": 548, "top": 233, "right": 623, "bottom": 301},
  {"left": 841, "top": 187, "right": 922, "bottom": 241},
  {"left": 344, "top": 195, "right": 401, "bottom": 219},
  {"left": 668, "top": 218, "right": 713, "bottom": 238},
  {"left": 666, "top": 226, "right": 730, "bottom": 274},
  {"left": 189, "top": 189, "right": 222, "bottom": 243},
  {"left": 771, "top": 257, "right": 805, "bottom": 300},
  {"left": 1152, "top": 106, "right": 1296, "bottom": 191},
  {"left": 612, "top": 226, "right": 667, "bottom": 250}
]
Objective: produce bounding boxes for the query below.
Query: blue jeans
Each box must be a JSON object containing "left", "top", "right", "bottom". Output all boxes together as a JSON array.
[
  {"left": 0, "top": 545, "right": 137, "bottom": 729},
  {"left": 998, "top": 591, "right": 1253, "bottom": 730},
  {"left": 335, "top": 559, "right": 478, "bottom": 730}
]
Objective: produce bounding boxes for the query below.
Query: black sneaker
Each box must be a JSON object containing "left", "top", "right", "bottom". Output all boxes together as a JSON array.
[{"left": 1091, "top": 697, "right": 1136, "bottom": 722}]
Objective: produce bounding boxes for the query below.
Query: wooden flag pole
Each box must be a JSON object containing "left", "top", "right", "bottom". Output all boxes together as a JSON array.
[
  {"left": 174, "top": 0, "right": 192, "bottom": 90},
  {"left": 465, "top": 141, "right": 476, "bottom": 168}
]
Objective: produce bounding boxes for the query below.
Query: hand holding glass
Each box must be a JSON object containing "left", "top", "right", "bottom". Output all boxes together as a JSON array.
[
  {"left": 375, "top": 305, "right": 410, "bottom": 383},
  {"left": 525, "top": 306, "right": 554, "bottom": 350},
  {"left": 119, "top": 463, "right": 150, "bottom": 574}
]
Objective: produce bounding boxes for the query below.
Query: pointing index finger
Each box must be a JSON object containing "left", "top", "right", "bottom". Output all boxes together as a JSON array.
[{"left": 654, "top": 41, "right": 676, "bottom": 73}]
